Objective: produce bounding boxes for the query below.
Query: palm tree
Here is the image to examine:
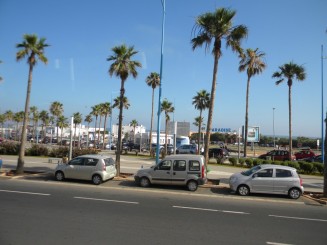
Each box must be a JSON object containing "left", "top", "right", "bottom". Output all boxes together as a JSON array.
[
  {"left": 50, "top": 101, "right": 63, "bottom": 142},
  {"left": 72, "top": 112, "right": 82, "bottom": 147},
  {"left": 101, "top": 102, "right": 111, "bottom": 149},
  {"left": 112, "top": 96, "right": 130, "bottom": 110},
  {"left": 29, "top": 106, "right": 39, "bottom": 140},
  {"left": 16, "top": 34, "right": 49, "bottom": 174},
  {"left": 4, "top": 110, "right": 13, "bottom": 139},
  {"left": 57, "top": 115, "right": 68, "bottom": 143},
  {"left": 13, "top": 111, "right": 25, "bottom": 141},
  {"left": 272, "top": 62, "right": 306, "bottom": 160},
  {"left": 161, "top": 99, "right": 175, "bottom": 155},
  {"left": 84, "top": 114, "right": 93, "bottom": 147},
  {"left": 239, "top": 48, "right": 266, "bottom": 157},
  {"left": 130, "top": 119, "right": 138, "bottom": 143},
  {"left": 192, "top": 90, "right": 210, "bottom": 154},
  {"left": 0, "top": 114, "right": 5, "bottom": 137},
  {"left": 107, "top": 44, "right": 142, "bottom": 176},
  {"left": 39, "top": 110, "right": 49, "bottom": 140},
  {"left": 91, "top": 104, "right": 101, "bottom": 143},
  {"left": 193, "top": 116, "right": 204, "bottom": 151},
  {"left": 146, "top": 72, "right": 160, "bottom": 152},
  {"left": 191, "top": 8, "right": 248, "bottom": 165}
]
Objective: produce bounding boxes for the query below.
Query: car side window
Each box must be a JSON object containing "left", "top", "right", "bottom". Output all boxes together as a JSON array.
[
  {"left": 276, "top": 169, "right": 292, "bottom": 178},
  {"left": 85, "top": 158, "right": 98, "bottom": 166},
  {"left": 69, "top": 158, "right": 84, "bottom": 166},
  {"left": 256, "top": 168, "right": 273, "bottom": 178},
  {"left": 158, "top": 160, "right": 172, "bottom": 170},
  {"left": 104, "top": 158, "right": 115, "bottom": 166},
  {"left": 173, "top": 160, "right": 186, "bottom": 171},
  {"left": 189, "top": 160, "right": 200, "bottom": 171}
]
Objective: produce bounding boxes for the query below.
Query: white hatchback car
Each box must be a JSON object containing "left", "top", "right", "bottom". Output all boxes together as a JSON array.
[
  {"left": 54, "top": 155, "right": 116, "bottom": 185},
  {"left": 229, "top": 164, "right": 304, "bottom": 199}
]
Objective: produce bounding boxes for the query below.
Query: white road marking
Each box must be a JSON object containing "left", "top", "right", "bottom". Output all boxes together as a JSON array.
[
  {"left": 0, "top": 189, "right": 50, "bottom": 196},
  {"left": 267, "top": 242, "right": 294, "bottom": 245},
  {"left": 173, "top": 205, "right": 250, "bottom": 214},
  {"left": 74, "top": 196, "right": 139, "bottom": 205},
  {"left": 269, "top": 214, "right": 327, "bottom": 222}
]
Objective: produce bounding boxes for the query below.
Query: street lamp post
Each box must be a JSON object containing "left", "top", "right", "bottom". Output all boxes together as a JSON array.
[
  {"left": 322, "top": 45, "right": 326, "bottom": 163},
  {"left": 273, "top": 108, "right": 276, "bottom": 148},
  {"left": 155, "top": 0, "right": 166, "bottom": 164}
]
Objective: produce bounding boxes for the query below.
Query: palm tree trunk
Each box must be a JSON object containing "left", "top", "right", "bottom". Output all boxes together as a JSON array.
[
  {"left": 116, "top": 83, "right": 125, "bottom": 176},
  {"left": 17, "top": 64, "right": 34, "bottom": 174},
  {"left": 288, "top": 84, "right": 292, "bottom": 160},
  {"left": 103, "top": 115, "right": 108, "bottom": 150},
  {"left": 165, "top": 117, "right": 168, "bottom": 155},
  {"left": 94, "top": 117, "right": 98, "bottom": 145},
  {"left": 198, "top": 110, "right": 202, "bottom": 155},
  {"left": 244, "top": 76, "right": 251, "bottom": 157},
  {"left": 204, "top": 51, "right": 219, "bottom": 168},
  {"left": 98, "top": 116, "right": 102, "bottom": 143},
  {"left": 74, "top": 125, "right": 77, "bottom": 147},
  {"left": 149, "top": 88, "right": 155, "bottom": 152},
  {"left": 323, "top": 114, "right": 327, "bottom": 197}
]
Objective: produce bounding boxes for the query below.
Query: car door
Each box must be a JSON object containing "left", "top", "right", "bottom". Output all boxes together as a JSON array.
[
  {"left": 273, "top": 168, "right": 293, "bottom": 194},
  {"left": 171, "top": 160, "right": 187, "bottom": 185},
  {"left": 151, "top": 160, "right": 172, "bottom": 185},
  {"left": 65, "top": 157, "right": 84, "bottom": 179},
  {"left": 79, "top": 157, "right": 98, "bottom": 180},
  {"left": 251, "top": 168, "right": 274, "bottom": 193}
]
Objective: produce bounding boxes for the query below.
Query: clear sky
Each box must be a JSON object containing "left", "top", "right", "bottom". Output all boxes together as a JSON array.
[{"left": 0, "top": 0, "right": 326, "bottom": 138}]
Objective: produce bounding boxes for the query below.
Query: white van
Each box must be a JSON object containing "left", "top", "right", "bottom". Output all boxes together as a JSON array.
[{"left": 134, "top": 154, "right": 207, "bottom": 191}]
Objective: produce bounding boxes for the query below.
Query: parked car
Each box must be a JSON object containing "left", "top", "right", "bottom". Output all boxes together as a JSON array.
[
  {"left": 205, "top": 148, "right": 229, "bottom": 158},
  {"left": 258, "top": 150, "right": 296, "bottom": 161},
  {"left": 229, "top": 164, "right": 304, "bottom": 199},
  {"left": 176, "top": 144, "right": 198, "bottom": 154},
  {"left": 303, "top": 154, "right": 323, "bottom": 163},
  {"left": 54, "top": 155, "right": 116, "bottom": 185},
  {"left": 166, "top": 144, "right": 174, "bottom": 155},
  {"left": 134, "top": 154, "right": 207, "bottom": 191},
  {"left": 294, "top": 149, "right": 316, "bottom": 160}
]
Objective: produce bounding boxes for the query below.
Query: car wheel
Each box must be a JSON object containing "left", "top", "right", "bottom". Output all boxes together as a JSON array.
[
  {"left": 92, "top": 174, "right": 102, "bottom": 185},
  {"left": 288, "top": 188, "right": 301, "bottom": 199},
  {"left": 176, "top": 150, "right": 179, "bottom": 154},
  {"left": 237, "top": 185, "right": 250, "bottom": 196},
  {"left": 55, "top": 171, "right": 65, "bottom": 181},
  {"left": 187, "top": 180, "right": 198, "bottom": 191},
  {"left": 140, "top": 177, "right": 150, "bottom": 187}
]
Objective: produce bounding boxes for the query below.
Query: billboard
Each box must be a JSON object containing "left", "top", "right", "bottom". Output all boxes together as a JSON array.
[{"left": 243, "top": 126, "right": 260, "bottom": 142}]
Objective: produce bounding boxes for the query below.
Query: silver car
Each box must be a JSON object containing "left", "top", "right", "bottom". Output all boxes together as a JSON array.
[
  {"left": 229, "top": 164, "right": 304, "bottom": 199},
  {"left": 54, "top": 155, "right": 116, "bottom": 185}
]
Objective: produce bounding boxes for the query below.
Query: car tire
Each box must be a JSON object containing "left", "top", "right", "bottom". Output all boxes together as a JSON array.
[
  {"left": 176, "top": 150, "right": 179, "bottom": 154},
  {"left": 187, "top": 180, "right": 198, "bottom": 191},
  {"left": 288, "top": 188, "right": 301, "bottom": 199},
  {"left": 237, "top": 185, "right": 250, "bottom": 196},
  {"left": 92, "top": 174, "right": 102, "bottom": 185},
  {"left": 55, "top": 171, "right": 65, "bottom": 181},
  {"left": 140, "top": 177, "right": 150, "bottom": 187}
]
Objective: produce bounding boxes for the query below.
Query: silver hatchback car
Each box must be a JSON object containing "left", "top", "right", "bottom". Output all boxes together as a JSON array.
[
  {"left": 229, "top": 164, "right": 304, "bottom": 199},
  {"left": 54, "top": 155, "right": 116, "bottom": 185}
]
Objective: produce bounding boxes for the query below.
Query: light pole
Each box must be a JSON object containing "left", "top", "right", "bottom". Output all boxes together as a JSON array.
[
  {"left": 273, "top": 108, "right": 276, "bottom": 148},
  {"left": 155, "top": 0, "right": 166, "bottom": 164},
  {"left": 322, "top": 45, "right": 326, "bottom": 163}
]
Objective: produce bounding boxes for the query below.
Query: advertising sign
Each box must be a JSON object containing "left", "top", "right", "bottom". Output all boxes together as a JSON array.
[{"left": 243, "top": 126, "right": 260, "bottom": 142}]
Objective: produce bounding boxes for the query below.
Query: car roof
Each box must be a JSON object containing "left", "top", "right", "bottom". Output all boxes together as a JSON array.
[
  {"left": 163, "top": 154, "right": 204, "bottom": 161},
  {"left": 75, "top": 154, "right": 113, "bottom": 160},
  {"left": 259, "top": 164, "right": 297, "bottom": 171}
]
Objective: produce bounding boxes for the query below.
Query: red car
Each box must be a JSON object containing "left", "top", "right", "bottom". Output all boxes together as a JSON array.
[
  {"left": 294, "top": 149, "right": 316, "bottom": 160},
  {"left": 258, "top": 150, "right": 296, "bottom": 161}
]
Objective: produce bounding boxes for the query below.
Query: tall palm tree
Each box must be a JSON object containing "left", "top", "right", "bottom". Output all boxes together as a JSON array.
[
  {"left": 29, "top": 106, "right": 39, "bottom": 140},
  {"left": 72, "top": 112, "right": 82, "bottom": 147},
  {"left": 13, "top": 111, "right": 25, "bottom": 141},
  {"left": 50, "top": 101, "right": 63, "bottom": 142},
  {"left": 91, "top": 104, "right": 101, "bottom": 143},
  {"left": 84, "top": 114, "right": 93, "bottom": 146},
  {"left": 191, "top": 8, "right": 247, "bottom": 165},
  {"left": 192, "top": 90, "right": 210, "bottom": 154},
  {"left": 145, "top": 72, "right": 160, "bottom": 152},
  {"left": 239, "top": 48, "right": 266, "bottom": 157},
  {"left": 112, "top": 96, "right": 130, "bottom": 110},
  {"left": 16, "top": 34, "right": 49, "bottom": 174},
  {"left": 0, "top": 114, "right": 5, "bottom": 137},
  {"left": 101, "top": 102, "right": 111, "bottom": 149},
  {"left": 272, "top": 62, "right": 306, "bottom": 160},
  {"left": 161, "top": 99, "right": 175, "bottom": 155},
  {"left": 107, "top": 44, "right": 142, "bottom": 176},
  {"left": 57, "top": 115, "right": 68, "bottom": 143},
  {"left": 39, "top": 110, "right": 49, "bottom": 140},
  {"left": 4, "top": 110, "right": 13, "bottom": 139},
  {"left": 130, "top": 119, "right": 138, "bottom": 143},
  {"left": 193, "top": 116, "right": 204, "bottom": 151}
]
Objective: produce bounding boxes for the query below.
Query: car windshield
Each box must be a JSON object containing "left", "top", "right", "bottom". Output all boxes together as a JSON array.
[{"left": 241, "top": 165, "right": 261, "bottom": 176}]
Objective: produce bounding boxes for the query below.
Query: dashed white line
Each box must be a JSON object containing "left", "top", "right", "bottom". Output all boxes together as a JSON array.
[
  {"left": 267, "top": 242, "right": 294, "bottom": 245},
  {"left": 74, "top": 196, "right": 139, "bottom": 204},
  {"left": 173, "top": 205, "right": 250, "bottom": 214},
  {"left": 269, "top": 214, "right": 327, "bottom": 222},
  {"left": 0, "top": 189, "right": 50, "bottom": 196}
]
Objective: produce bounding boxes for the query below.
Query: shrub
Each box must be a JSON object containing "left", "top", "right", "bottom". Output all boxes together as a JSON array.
[
  {"left": 0, "top": 141, "right": 20, "bottom": 155},
  {"left": 253, "top": 158, "right": 262, "bottom": 166},
  {"left": 216, "top": 156, "right": 225, "bottom": 164},
  {"left": 245, "top": 158, "right": 253, "bottom": 168},
  {"left": 287, "top": 161, "right": 300, "bottom": 170},
  {"left": 229, "top": 157, "right": 237, "bottom": 166},
  {"left": 262, "top": 159, "right": 272, "bottom": 164},
  {"left": 301, "top": 162, "right": 314, "bottom": 174},
  {"left": 26, "top": 144, "right": 49, "bottom": 156},
  {"left": 239, "top": 158, "right": 245, "bottom": 166},
  {"left": 72, "top": 148, "right": 99, "bottom": 158},
  {"left": 312, "top": 162, "right": 324, "bottom": 174},
  {"left": 49, "top": 147, "right": 69, "bottom": 158}
]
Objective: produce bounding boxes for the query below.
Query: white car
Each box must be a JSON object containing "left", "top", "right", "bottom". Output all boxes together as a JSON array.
[
  {"left": 229, "top": 164, "right": 304, "bottom": 199},
  {"left": 54, "top": 155, "right": 116, "bottom": 185}
]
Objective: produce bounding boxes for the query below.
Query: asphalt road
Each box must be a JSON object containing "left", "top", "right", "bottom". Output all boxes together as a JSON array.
[{"left": 0, "top": 178, "right": 326, "bottom": 245}]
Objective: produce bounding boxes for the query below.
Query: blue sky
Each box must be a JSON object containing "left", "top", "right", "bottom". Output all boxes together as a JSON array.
[{"left": 0, "top": 0, "right": 326, "bottom": 138}]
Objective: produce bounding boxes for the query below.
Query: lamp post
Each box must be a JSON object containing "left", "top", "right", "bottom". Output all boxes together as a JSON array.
[
  {"left": 273, "top": 108, "right": 276, "bottom": 148},
  {"left": 322, "top": 45, "right": 326, "bottom": 163},
  {"left": 155, "top": 0, "right": 166, "bottom": 164}
]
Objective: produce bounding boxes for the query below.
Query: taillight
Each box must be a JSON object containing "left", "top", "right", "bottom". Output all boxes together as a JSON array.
[
  {"left": 300, "top": 178, "right": 303, "bottom": 186},
  {"left": 201, "top": 165, "right": 205, "bottom": 178}
]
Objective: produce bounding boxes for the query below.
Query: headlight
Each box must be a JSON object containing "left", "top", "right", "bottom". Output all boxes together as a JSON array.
[{"left": 230, "top": 176, "right": 237, "bottom": 183}]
